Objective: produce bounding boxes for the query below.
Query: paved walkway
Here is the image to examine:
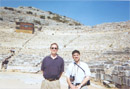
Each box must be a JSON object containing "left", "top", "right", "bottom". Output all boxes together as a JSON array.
[{"left": 0, "top": 72, "right": 117, "bottom": 89}]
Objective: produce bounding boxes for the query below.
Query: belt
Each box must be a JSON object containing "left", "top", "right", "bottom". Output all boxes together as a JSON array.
[
  {"left": 72, "top": 83, "right": 80, "bottom": 86},
  {"left": 46, "top": 78, "right": 58, "bottom": 81},
  {"left": 72, "top": 83, "right": 86, "bottom": 87},
  {"left": 75, "top": 83, "right": 80, "bottom": 86}
]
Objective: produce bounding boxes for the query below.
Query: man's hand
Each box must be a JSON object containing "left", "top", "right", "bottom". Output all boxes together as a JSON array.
[
  {"left": 70, "top": 84, "right": 76, "bottom": 89},
  {"left": 76, "top": 85, "right": 82, "bottom": 89}
]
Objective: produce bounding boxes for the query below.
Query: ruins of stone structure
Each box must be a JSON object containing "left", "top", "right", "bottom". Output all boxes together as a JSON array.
[
  {"left": 0, "top": 6, "right": 130, "bottom": 89},
  {"left": 89, "top": 60, "right": 130, "bottom": 89},
  {"left": 0, "top": 22, "right": 130, "bottom": 88}
]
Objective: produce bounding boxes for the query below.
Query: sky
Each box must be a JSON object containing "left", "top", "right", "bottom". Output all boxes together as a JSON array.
[{"left": 0, "top": 0, "right": 129, "bottom": 26}]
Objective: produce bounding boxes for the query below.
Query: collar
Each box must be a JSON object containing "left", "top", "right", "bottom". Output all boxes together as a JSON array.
[
  {"left": 74, "top": 61, "right": 80, "bottom": 65},
  {"left": 50, "top": 55, "right": 58, "bottom": 59}
]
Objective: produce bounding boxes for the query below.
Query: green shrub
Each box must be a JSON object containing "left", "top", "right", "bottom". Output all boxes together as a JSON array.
[
  {"left": 47, "top": 16, "right": 51, "bottom": 19},
  {"left": 26, "top": 11, "right": 33, "bottom": 14},
  {"left": 4, "top": 7, "right": 8, "bottom": 9},
  {"left": 0, "top": 18, "right": 3, "bottom": 21},
  {"left": 109, "top": 44, "right": 113, "bottom": 47},
  {"left": 63, "top": 16, "right": 66, "bottom": 18},
  {"left": 4, "top": 7, "right": 14, "bottom": 11},
  {"left": 52, "top": 15, "right": 61, "bottom": 22},
  {"left": 62, "top": 19, "right": 69, "bottom": 23},
  {"left": 69, "top": 23, "right": 74, "bottom": 26},
  {"left": 19, "top": 7, "right": 23, "bottom": 8},
  {"left": 33, "top": 20, "right": 41, "bottom": 25},
  {"left": 17, "top": 11, "right": 21, "bottom": 13},
  {"left": 48, "top": 11, "right": 53, "bottom": 14},
  {"left": 40, "top": 15, "right": 45, "bottom": 19},
  {"left": 73, "top": 22, "right": 81, "bottom": 26},
  {"left": 28, "top": 6, "right": 32, "bottom": 8},
  {"left": 8, "top": 8, "right": 14, "bottom": 11}
]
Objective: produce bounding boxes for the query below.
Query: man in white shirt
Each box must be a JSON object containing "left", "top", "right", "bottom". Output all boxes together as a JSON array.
[{"left": 66, "top": 50, "right": 91, "bottom": 89}]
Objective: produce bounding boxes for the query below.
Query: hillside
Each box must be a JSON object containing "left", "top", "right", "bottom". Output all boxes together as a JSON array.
[{"left": 0, "top": 6, "right": 82, "bottom": 27}]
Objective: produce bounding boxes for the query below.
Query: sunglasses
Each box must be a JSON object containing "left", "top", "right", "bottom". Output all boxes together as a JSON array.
[{"left": 51, "top": 47, "right": 58, "bottom": 50}]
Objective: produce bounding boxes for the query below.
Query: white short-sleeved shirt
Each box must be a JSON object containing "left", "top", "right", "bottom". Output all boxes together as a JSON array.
[{"left": 65, "top": 61, "right": 91, "bottom": 84}]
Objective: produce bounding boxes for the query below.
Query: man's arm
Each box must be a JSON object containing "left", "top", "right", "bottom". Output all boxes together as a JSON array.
[
  {"left": 76, "top": 76, "right": 90, "bottom": 89},
  {"left": 41, "top": 70, "right": 44, "bottom": 74},
  {"left": 59, "top": 72, "right": 63, "bottom": 79},
  {"left": 59, "top": 59, "right": 64, "bottom": 79},
  {"left": 76, "top": 63, "right": 91, "bottom": 88},
  {"left": 66, "top": 77, "right": 76, "bottom": 89},
  {"left": 41, "top": 59, "right": 44, "bottom": 74}
]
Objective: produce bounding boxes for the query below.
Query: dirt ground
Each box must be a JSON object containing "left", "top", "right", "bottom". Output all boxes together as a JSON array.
[{"left": 0, "top": 71, "right": 117, "bottom": 89}]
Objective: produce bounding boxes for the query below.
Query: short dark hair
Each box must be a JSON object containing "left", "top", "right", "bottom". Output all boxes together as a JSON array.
[
  {"left": 72, "top": 50, "right": 80, "bottom": 55},
  {"left": 50, "top": 43, "right": 59, "bottom": 49}
]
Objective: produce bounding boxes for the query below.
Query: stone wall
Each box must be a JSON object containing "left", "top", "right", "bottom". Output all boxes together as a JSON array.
[{"left": 89, "top": 60, "right": 130, "bottom": 89}]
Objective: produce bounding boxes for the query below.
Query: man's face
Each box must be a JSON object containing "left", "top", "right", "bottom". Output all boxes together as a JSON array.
[
  {"left": 50, "top": 44, "right": 58, "bottom": 55},
  {"left": 72, "top": 53, "right": 80, "bottom": 62}
]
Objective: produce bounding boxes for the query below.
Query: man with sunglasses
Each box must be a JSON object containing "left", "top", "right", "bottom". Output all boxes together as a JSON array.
[
  {"left": 66, "top": 50, "right": 91, "bottom": 89},
  {"left": 41, "top": 43, "right": 64, "bottom": 89}
]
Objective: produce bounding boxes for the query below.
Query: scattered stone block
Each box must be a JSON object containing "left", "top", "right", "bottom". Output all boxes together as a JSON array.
[
  {"left": 125, "top": 70, "right": 130, "bottom": 77},
  {"left": 112, "top": 70, "right": 119, "bottom": 75},
  {"left": 112, "top": 75, "right": 122, "bottom": 85},
  {"left": 103, "top": 80, "right": 115, "bottom": 88},
  {"left": 104, "top": 74, "right": 112, "bottom": 82},
  {"left": 126, "top": 78, "right": 130, "bottom": 87}
]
